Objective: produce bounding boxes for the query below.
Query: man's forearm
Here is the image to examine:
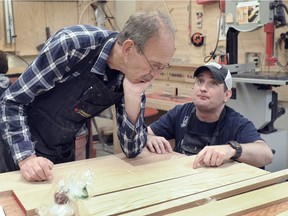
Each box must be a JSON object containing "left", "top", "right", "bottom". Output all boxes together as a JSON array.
[
  {"left": 124, "top": 93, "right": 141, "bottom": 124},
  {"left": 238, "top": 141, "right": 274, "bottom": 167}
]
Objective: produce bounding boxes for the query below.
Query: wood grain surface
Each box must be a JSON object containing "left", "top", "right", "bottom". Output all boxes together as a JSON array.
[{"left": 0, "top": 150, "right": 287, "bottom": 216}]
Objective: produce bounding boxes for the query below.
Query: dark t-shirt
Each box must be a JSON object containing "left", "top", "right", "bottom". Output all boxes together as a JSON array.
[{"left": 150, "top": 103, "right": 262, "bottom": 148}]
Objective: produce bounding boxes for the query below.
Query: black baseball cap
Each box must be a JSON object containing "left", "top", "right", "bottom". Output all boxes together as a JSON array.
[{"left": 194, "top": 62, "right": 232, "bottom": 90}]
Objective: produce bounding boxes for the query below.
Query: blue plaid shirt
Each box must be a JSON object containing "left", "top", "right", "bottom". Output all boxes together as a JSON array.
[{"left": 0, "top": 25, "right": 147, "bottom": 164}]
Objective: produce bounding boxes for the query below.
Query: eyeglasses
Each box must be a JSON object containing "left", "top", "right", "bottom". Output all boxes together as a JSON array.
[{"left": 136, "top": 44, "right": 170, "bottom": 71}]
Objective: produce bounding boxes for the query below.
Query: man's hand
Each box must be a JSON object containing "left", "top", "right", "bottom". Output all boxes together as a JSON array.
[
  {"left": 123, "top": 77, "right": 153, "bottom": 96},
  {"left": 18, "top": 155, "right": 54, "bottom": 182},
  {"left": 123, "top": 77, "right": 153, "bottom": 124},
  {"left": 146, "top": 135, "right": 173, "bottom": 154},
  {"left": 193, "top": 145, "right": 235, "bottom": 169}
]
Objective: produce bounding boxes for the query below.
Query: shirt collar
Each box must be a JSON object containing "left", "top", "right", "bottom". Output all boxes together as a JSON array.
[{"left": 91, "top": 35, "right": 117, "bottom": 75}]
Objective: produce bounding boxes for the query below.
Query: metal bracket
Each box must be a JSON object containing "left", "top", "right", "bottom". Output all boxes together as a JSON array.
[{"left": 225, "top": 62, "right": 256, "bottom": 74}]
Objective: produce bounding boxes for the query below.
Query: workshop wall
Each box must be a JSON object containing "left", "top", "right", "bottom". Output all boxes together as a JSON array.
[
  {"left": 1, "top": 0, "right": 287, "bottom": 69},
  {"left": 1, "top": 0, "right": 288, "bottom": 155},
  {"left": 137, "top": 1, "right": 288, "bottom": 73},
  {"left": 0, "top": 0, "right": 115, "bottom": 56},
  {"left": 137, "top": 0, "right": 288, "bottom": 108},
  {"left": 0, "top": 0, "right": 287, "bottom": 98}
]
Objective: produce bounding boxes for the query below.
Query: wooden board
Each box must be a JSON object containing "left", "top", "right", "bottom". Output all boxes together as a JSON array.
[
  {"left": 243, "top": 200, "right": 288, "bottom": 216},
  {"left": 0, "top": 191, "right": 26, "bottom": 216},
  {"left": 80, "top": 158, "right": 268, "bottom": 215},
  {"left": 0, "top": 150, "right": 285, "bottom": 216},
  {"left": 122, "top": 169, "right": 288, "bottom": 216},
  {"left": 168, "top": 180, "right": 288, "bottom": 216}
]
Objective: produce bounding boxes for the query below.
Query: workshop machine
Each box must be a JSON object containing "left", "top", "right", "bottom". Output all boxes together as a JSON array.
[{"left": 224, "top": 0, "right": 288, "bottom": 172}]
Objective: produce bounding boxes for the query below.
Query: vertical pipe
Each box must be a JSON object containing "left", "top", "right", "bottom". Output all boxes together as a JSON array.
[
  {"left": 4, "top": 0, "right": 15, "bottom": 44},
  {"left": 264, "top": 22, "right": 277, "bottom": 66}
]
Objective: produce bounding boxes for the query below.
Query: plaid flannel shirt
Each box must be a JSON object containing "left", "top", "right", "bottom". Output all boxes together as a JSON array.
[{"left": 0, "top": 25, "right": 147, "bottom": 164}]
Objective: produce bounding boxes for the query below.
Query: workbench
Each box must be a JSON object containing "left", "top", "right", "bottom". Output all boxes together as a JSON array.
[
  {"left": 145, "top": 65, "right": 195, "bottom": 111},
  {"left": 146, "top": 92, "right": 193, "bottom": 111},
  {"left": 0, "top": 149, "right": 288, "bottom": 215}
]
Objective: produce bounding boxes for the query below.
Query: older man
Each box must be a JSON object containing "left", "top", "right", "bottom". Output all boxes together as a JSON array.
[{"left": 0, "top": 11, "right": 176, "bottom": 181}]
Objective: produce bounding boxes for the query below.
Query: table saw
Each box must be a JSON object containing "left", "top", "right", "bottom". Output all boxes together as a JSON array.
[{"left": 227, "top": 71, "right": 288, "bottom": 172}]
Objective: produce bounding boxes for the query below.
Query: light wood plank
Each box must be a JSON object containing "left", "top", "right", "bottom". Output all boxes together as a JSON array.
[
  {"left": 116, "top": 148, "right": 186, "bottom": 166},
  {"left": 243, "top": 200, "right": 288, "bottom": 216},
  {"left": 277, "top": 209, "right": 288, "bottom": 216},
  {"left": 146, "top": 97, "right": 178, "bottom": 111},
  {"left": 0, "top": 153, "right": 191, "bottom": 213},
  {"left": 124, "top": 169, "right": 288, "bottom": 216},
  {"left": 0, "top": 152, "right": 271, "bottom": 215},
  {"left": 81, "top": 162, "right": 267, "bottom": 215},
  {"left": 0, "top": 191, "right": 26, "bottom": 216},
  {"left": 168, "top": 180, "right": 288, "bottom": 216}
]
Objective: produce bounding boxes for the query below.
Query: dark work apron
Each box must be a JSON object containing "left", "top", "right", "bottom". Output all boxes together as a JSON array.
[
  {"left": 0, "top": 33, "right": 123, "bottom": 172},
  {"left": 28, "top": 62, "right": 123, "bottom": 164},
  {"left": 175, "top": 107, "right": 226, "bottom": 155}
]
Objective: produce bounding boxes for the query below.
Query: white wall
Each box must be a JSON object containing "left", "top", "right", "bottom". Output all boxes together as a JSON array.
[{"left": 114, "top": 0, "right": 136, "bottom": 30}]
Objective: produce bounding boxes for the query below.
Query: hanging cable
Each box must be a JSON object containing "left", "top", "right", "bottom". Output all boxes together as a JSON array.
[
  {"left": 204, "top": 10, "right": 222, "bottom": 63},
  {"left": 275, "top": 32, "right": 288, "bottom": 68},
  {"left": 6, "top": 51, "right": 30, "bottom": 66},
  {"left": 104, "top": 2, "right": 121, "bottom": 30},
  {"left": 78, "top": 0, "right": 98, "bottom": 25},
  {"left": 78, "top": 0, "right": 120, "bottom": 31}
]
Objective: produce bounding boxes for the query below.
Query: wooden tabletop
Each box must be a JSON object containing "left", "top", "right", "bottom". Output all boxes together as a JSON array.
[
  {"left": 0, "top": 149, "right": 287, "bottom": 215},
  {"left": 146, "top": 92, "right": 193, "bottom": 111}
]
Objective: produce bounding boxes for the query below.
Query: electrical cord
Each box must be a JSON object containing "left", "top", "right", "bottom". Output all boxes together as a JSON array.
[
  {"left": 275, "top": 32, "right": 288, "bottom": 68},
  {"left": 276, "top": 3, "right": 288, "bottom": 15},
  {"left": 6, "top": 51, "right": 29, "bottom": 66},
  {"left": 78, "top": 0, "right": 98, "bottom": 24},
  {"left": 204, "top": 10, "right": 222, "bottom": 63},
  {"left": 78, "top": 0, "right": 121, "bottom": 31},
  {"left": 273, "top": 1, "right": 288, "bottom": 28}
]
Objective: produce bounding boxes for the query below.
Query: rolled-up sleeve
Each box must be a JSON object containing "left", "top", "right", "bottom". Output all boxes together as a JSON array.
[{"left": 116, "top": 93, "right": 147, "bottom": 158}]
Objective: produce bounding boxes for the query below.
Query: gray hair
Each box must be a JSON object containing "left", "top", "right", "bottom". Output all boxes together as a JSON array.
[{"left": 117, "top": 11, "right": 175, "bottom": 52}]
